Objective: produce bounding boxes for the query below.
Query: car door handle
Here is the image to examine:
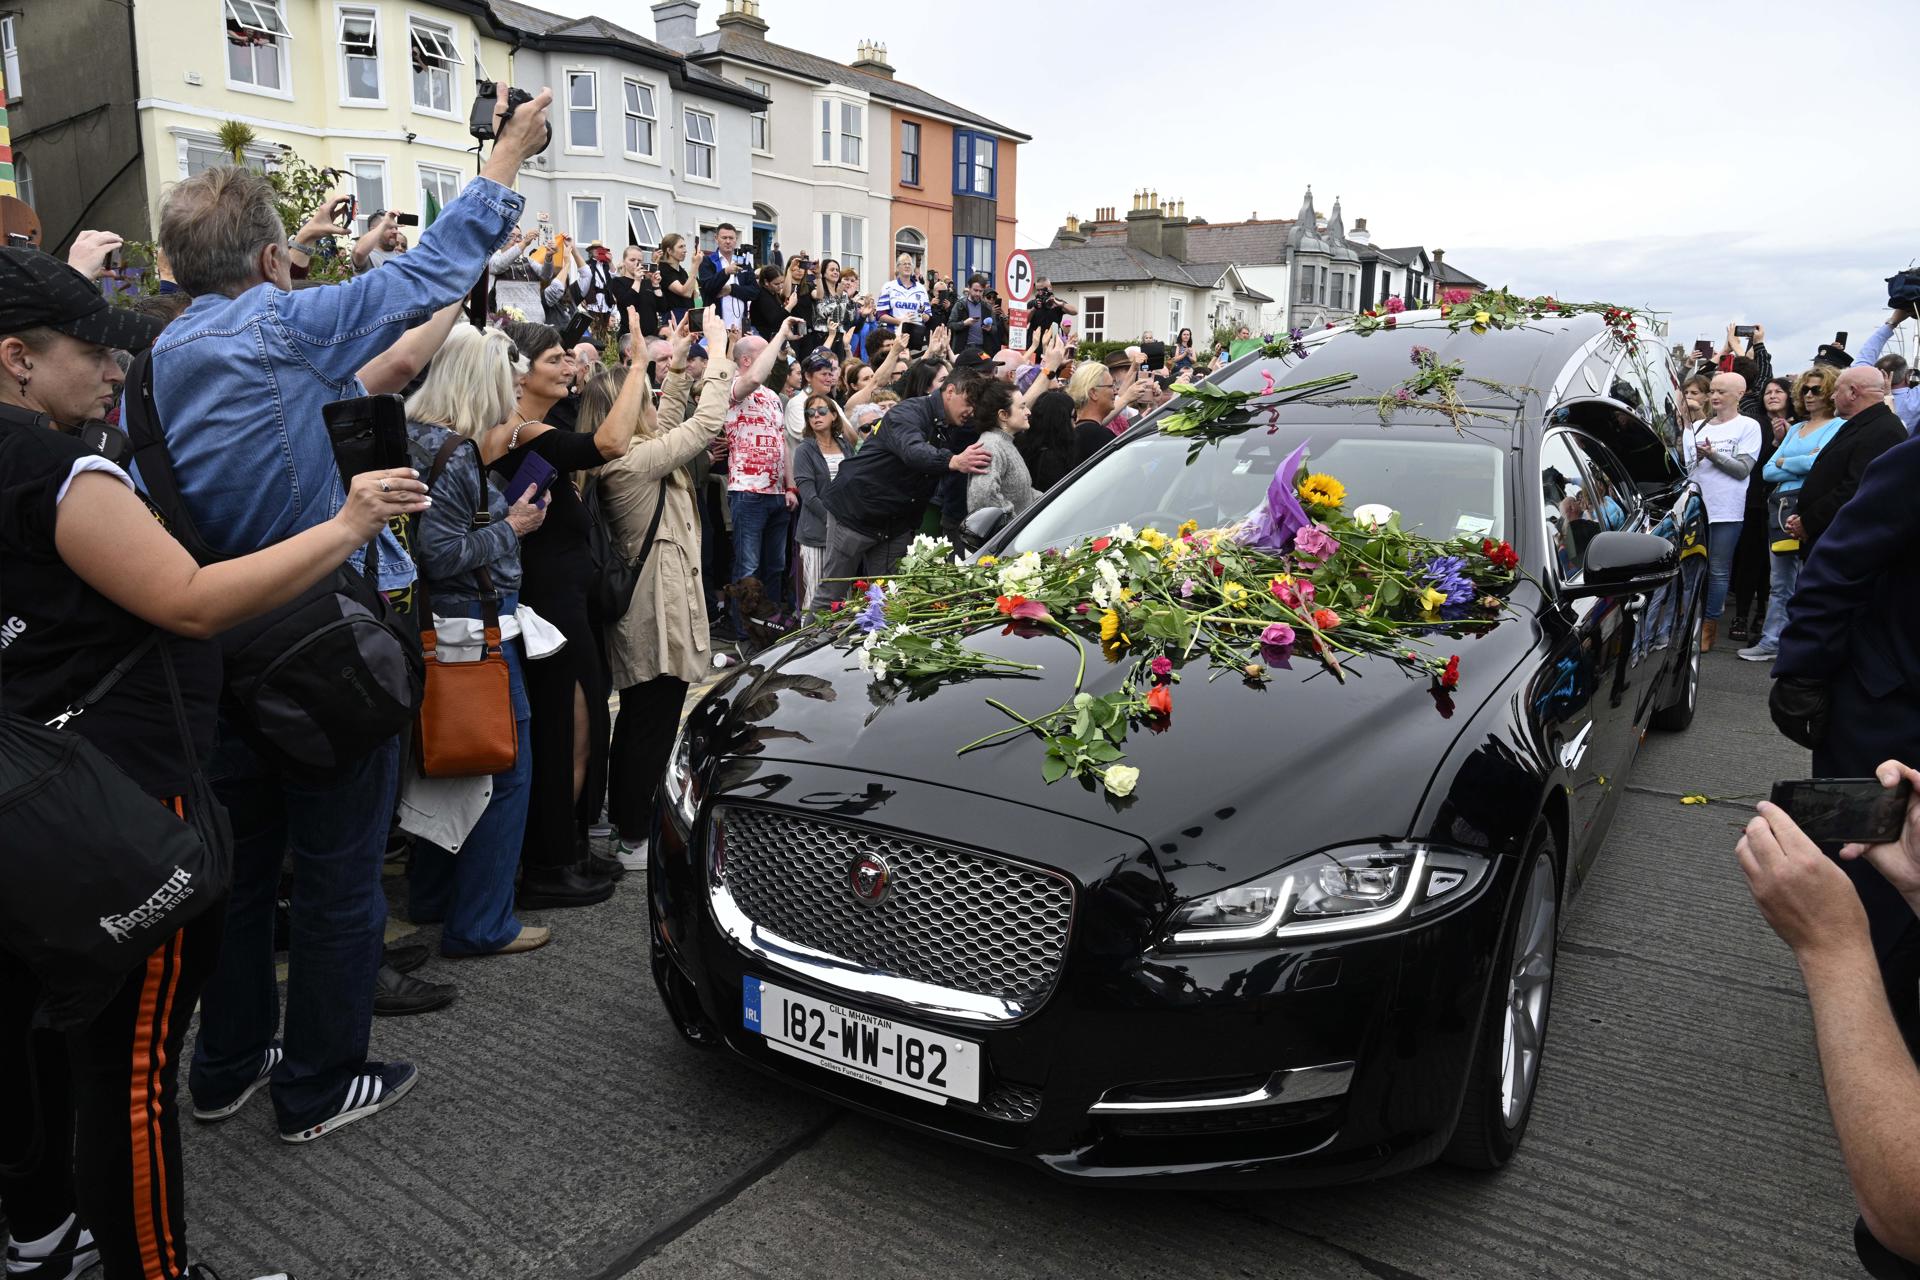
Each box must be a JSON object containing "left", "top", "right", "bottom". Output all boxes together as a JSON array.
[{"left": 1560, "top": 720, "right": 1595, "bottom": 770}]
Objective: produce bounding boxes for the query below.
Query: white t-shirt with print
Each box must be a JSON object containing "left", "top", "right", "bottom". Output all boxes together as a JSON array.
[
  {"left": 725, "top": 387, "right": 786, "bottom": 494},
  {"left": 1684, "top": 415, "right": 1763, "bottom": 523}
]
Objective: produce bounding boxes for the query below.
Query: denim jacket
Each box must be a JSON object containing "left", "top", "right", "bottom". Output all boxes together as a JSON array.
[
  {"left": 151, "top": 176, "right": 524, "bottom": 589},
  {"left": 406, "top": 420, "right": 521, "bottom": 605}
]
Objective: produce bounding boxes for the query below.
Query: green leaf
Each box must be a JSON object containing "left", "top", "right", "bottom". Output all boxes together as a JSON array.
[{"left": 1041, "top": 754, "right": 1069, "bottom": 784}]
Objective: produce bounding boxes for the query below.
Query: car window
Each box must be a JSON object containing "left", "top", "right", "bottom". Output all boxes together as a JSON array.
[
  {"left": 1007, "top": 425, "right": 1510, "bottom": 554},
  {"left": 1564, "top": 434, "right": 1637, "bottom": 531},
  {"left": 1539, "top": 433, "right": 1595, "bottom": 581}
]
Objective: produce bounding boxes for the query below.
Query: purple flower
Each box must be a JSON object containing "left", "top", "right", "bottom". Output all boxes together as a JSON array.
[
  {"left": 1288, "top": 327, "right": 1304, "bottom": 341},
  {"left": 1410, "top": 345, "right": 1434, "bottom": 367},
  {"left": 1237, "top": 442, "right": 1313, "bottom": 555},
  {"left": 1394, "top": 387, "right": 1412, "bottom": 403},
  {"left": 1259, "top": 622, "right": 1295, "bottom": 655},
  {"left": 1179, "top": 577, "right": 1198, "bottom": 598},
  {"left": 1150, "top": 655, "right": 1173, "bottom": 678},
  {"left": 855, "top": 582, "right": 888, "bottom": 633},
  {"left": 1294, "top": 524, "right": 1340, "bottom": 563}
]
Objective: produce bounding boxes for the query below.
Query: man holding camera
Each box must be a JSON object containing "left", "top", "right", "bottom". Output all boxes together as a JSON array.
[
  {"left": 1854, "top": 306, "right": 1920, "bottom": 436},
  {"left": 151, "top": 81, "right": 552, "bottom": 1145},
  {"left": 697, "top": 223, "right": 757, "bottom": 334},
  {"left": 1027, "top": 275, "right": 1076, "bottom": 348},
  {"left": 1739, "top": 767, "right": 1920, "bottom": 1276}
]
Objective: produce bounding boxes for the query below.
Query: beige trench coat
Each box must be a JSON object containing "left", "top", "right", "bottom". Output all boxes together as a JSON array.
[{"left": 600, "top": 359, "right": 733, "bottom": 689}]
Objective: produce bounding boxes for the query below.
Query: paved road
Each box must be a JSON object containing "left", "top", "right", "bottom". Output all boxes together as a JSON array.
[{"left": 181, "top": 646, "right": 1862, "bottom": 1280}]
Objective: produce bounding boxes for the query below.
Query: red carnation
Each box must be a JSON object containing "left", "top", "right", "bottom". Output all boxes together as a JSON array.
[
  {"left": 829, "top": 601, "right": 844, "bottom": 612},
  {"left": 854, "top": 580, "right": 869, "bottom": 593},
  {"left": 1440, "top": 655, "right": 1460, "bottom": 689},
  {"left": 1091, "top": 536, "right": 1112, "bottom": 553}
]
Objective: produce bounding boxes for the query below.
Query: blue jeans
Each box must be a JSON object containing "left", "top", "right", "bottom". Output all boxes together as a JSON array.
[
  {"left": 188, "top": 728, "right": 399, "bottom": 1129},
  {"left": 409, "top": 595, "right": 534, "bottom": 955},
  {"left": 1754, "top": 550, "right": 1802, "bottom": 652},
  {"left": 1703, "top": 521, "right": 1742, "bottom": 621},
  {"left": 729, "top": 489, "right": 791, "bottom": 613}
]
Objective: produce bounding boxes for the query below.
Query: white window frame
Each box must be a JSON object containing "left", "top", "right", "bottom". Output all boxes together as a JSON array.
[
  {"left": 819, "top": 213, "right": 867, "bottom": 278},
  {"left": 344, "top": 154, "right": 389, "bottom": 233},
  {"left": 627, "top": 202, "right": 663, "bottom": 250},
  {"left": 814, "top": 93, "right": 867, "bottom": 172},
  {"left": 417, "top": 163, "right": 461, "bottom": 224},
  {"left": 893, "top": 226, "right": 924, "bottom": 270},
  {"left": 682, "top": 106, "right": 717, "bottom": 185},
  {"left": 407, "top": 13, "right": 462, "bottom": 118},
  {"left": 3, "top": 16, "right": 20, "bottom": 103},
  {"left": 1168, "top": 295, "right": 1183, "bottom": 340},
  {"left": 224, "top": 0, "right": 292, "bottom": 99},
  {"left": 564, "top": 68, "right": 600, "bottom": 154},
  {"left": 173, "top": 125, "right": 274, "bottom": 179},
  {"left": 12, "top": 153, "right": 28, "bottom": 209},
  {"left": 571, "top": 195, "right": 603, "bottom": 247},
  {"left": 1082, "top": 294, "right": 1107, "bottom": 343},
  {"left": 621, "top": 76, "right": 657, "bottom": 161},
  {"left": 336, "top": 4, "right": 382, "bottom": 107},
  {"left": 745, "top": 77, "right": 771, "bottom": 155}
]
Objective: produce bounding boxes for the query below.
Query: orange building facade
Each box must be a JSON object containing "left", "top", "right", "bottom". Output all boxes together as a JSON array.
[{"left": 888, "top": 110, "right": 1019, "bottom": 289}]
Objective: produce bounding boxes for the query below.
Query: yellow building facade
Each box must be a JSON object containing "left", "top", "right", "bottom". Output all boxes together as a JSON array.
[{"left": 133, "top": 0, "right": 516, "bottom": 228}]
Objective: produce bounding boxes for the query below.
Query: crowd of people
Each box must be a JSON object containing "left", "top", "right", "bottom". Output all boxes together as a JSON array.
[{"left": 5, "top": 67, "right": 1920, "bottom": 1273}]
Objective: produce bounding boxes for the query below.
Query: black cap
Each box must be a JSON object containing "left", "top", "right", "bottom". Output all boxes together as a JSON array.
[
  {"left": 952, "top": 349, "right": 992, "bottom": 372},
  {"left": 0, "top": 248, "right": 169, "bottom": 351}
]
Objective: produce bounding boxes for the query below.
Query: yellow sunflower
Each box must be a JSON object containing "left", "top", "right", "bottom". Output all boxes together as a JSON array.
[
  {"left": 1098, "top": 608, "right": 1129, "bottom": 659},
  {"left": 1176, "top": 519, "right": 1198, "bottom": 539},
  {"left": 1138, "top": 527, "right": 1169, "bottom": 551},
  {"left": 1298, "top": 473, "right": 1346, "bottom": 510}
]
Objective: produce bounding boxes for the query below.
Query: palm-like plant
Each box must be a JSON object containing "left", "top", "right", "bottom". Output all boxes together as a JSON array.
[{"left": 217, "top": 120, "right": 257, "bottom": 166}]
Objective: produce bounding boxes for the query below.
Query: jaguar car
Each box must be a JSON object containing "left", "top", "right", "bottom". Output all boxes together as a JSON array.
[{"left": 647, "top": 311, "right": 1706, "bottom": 1186}]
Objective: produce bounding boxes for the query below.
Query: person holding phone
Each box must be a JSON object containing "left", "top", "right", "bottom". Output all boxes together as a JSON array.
[
  {"left": 0, "top": 246, "right": 427, "bottom": 1280},
  {"left": 1737, "top": 762, "right": 1920, "bottom": 1274},
  {"left": 697, "top": 223, "right": 757, "bottom": 334},
  {"left": 1683, "top": 372, "right": 1762, "bottom": 651}
]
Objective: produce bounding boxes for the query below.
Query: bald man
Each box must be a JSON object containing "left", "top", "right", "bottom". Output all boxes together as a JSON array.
[
  {"left": 1685, "top": 372, "right": 1763, "bottom": 650},
  {"left": 1770, "top": 365, "right": 1920, "bottom": 1062}
]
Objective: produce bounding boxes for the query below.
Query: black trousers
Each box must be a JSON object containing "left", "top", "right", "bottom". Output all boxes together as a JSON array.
[
  {"left": 0, "top": 910, "right": 223, "bottom": 1280},
  {"left": 606, "top": 675, "right": 690, "bottom": 842},
  {"left": 1814, "top": 665, "right": 1920, "bottom": 1057}
]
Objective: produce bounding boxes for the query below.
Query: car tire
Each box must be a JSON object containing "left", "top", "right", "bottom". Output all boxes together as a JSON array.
[
  {"left": 1650, "top": 603, "right": 1700, "bottom": 732},
  {"left": 1443, "top": 825, "right": 1559, "bottom": 1171}
]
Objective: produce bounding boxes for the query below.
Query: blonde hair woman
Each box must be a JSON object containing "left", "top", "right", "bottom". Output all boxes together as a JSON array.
[
  {"left": 599, "top": 309, "right": 736, "bottom": 865},
  {"left": 400, "top": 322, "right": 556, "bottom": 956},
  {"left": 1741, "top": 365, "right": 1846, "bottom": 660}
]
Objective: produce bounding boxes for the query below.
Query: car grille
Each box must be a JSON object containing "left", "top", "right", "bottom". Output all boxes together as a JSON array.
[
  {"left": 714, "top": 807, "right": 1074, "bottom": 1008},
  {"left": 963, "top": 1081, "right": 1044, "bottom": 1125}
]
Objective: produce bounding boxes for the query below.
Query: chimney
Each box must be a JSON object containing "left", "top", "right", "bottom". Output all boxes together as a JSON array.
[
  {"left": 1348, "top": 216, "right": 1372, "bottom": 245},
  {"left": 1433, "top": 248, "right": 1446, "bottom": 276},
  {"left": 715, "top": 0, "right": 767, "bottom": 35},
  {"left": 1161, "top": 195, "right": 1189, "bottom": 263},
  {"left": 1053, "top": 213, "right": 1088, "bottom": 249},
  {"left": 852, "top": 39, "right": 894, "bottom": 78},
  {"left": 1125, "top": 188, "right": 1165, "bottom": 258},
  {"left": 650, "top": 0, "right": 699, "bottom": 51}
]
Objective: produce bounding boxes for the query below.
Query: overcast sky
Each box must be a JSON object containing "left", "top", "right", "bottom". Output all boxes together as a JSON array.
[{"left": 568, "top": 0, "right": 1917, "bottom": 370}]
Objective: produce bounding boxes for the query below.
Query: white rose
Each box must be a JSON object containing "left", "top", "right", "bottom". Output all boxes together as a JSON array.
[
  {"left": 1102, "top": 765, "right": 1140, "bottom": 797},
  {"left": 1352, "top": 503, "right": 1397, "bottom": 532}
]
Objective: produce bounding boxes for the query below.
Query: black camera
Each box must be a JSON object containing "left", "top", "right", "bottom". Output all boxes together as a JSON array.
[{"left": 470, "top": 80, "right": 551, "bottom": 153}]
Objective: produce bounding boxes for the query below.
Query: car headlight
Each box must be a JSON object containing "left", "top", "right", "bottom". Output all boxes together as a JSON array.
[
  {"left": 663, "top": 720, "right": 702, "bottom": 832},
  {"left": 1163, "top": 843, "right": 1489, "bottom": 947}
]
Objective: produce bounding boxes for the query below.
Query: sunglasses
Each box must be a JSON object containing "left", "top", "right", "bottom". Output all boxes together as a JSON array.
[{"left": 806, "top": 406, "right": 835, "bottom": 417}]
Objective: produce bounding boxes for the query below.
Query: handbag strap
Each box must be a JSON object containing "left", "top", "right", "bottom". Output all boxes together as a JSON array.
[
  {"left": 44, "top": 632, "right": 160, "bottom": 729},
  {"left": 635, "top": 476, "right": 669, "bottom": 570},
  {"left": 418, "top": 435, "right": 501, "bottom": 651}
]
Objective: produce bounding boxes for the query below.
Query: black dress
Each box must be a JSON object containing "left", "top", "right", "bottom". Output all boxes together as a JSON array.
[
  {"left": 656, "top": 264, "right": 691, "bottom": 327},
  {"left": 489, "top": 424, "right": 612, "bottom": 873}
]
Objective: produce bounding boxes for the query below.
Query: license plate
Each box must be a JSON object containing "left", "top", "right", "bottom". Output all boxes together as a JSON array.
[{"left": 743, "top": 976, "right": 980, "bottom": 1105}]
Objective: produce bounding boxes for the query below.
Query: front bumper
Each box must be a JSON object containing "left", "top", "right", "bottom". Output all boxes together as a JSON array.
[{"left": 649, "top": 761, "right": 1512, "bottom": 1188}]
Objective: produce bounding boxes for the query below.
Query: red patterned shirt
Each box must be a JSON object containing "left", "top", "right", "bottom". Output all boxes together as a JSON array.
[{"left": 725, "top": 387, "right": 787, "bottom": 495}]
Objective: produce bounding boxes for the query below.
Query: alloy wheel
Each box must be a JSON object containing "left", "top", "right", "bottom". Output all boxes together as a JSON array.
[{"left": 1499, "top": 851, "right": 1557, "bottom": 1127}]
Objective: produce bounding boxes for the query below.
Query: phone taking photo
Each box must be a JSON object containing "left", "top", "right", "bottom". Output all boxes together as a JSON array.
[
  {"left": 321, "top": 394, "right": 410, "bottom": 479},
  {"left": 1769, "top": 777, "right": 1913, "bottom": 844}
]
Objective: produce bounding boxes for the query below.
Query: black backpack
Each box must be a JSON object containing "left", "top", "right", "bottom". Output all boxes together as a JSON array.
[{"left": 121, "top": 351, "right": 423, "bottom": 776}]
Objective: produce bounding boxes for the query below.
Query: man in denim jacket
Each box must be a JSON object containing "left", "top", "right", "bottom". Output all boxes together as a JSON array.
[{"left": 157, "top": 86, "right": 553, "bottom": 1144}]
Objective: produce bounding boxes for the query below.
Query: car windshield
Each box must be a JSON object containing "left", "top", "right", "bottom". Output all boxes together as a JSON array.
[{"left": 1008, "top": 425, "right": 1512, "bottom": 552}]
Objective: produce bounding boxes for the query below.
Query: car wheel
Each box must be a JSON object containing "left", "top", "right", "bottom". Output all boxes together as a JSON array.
[
  {"left": 1443, "top": 828, "right": 1558, "bottom": 1170},
  {"left": 1650, "top": 605, "right": 1699, "bottom": 732}
]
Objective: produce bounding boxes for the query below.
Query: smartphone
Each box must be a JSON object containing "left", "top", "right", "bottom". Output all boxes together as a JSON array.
[
  {"left": 1734, "top": 325, "right": 1756, "bottom": 339},
  {"left": 1769, "top": 777, "right": 1912, "bottom": 844},
  {"left": 505, "top": 450, "right": 558, "bottom": 509},
  {"left": 321, "top": 394, "right": 410, "bottom": 479},
  {"left": 104, "top": 247, "right": 123, "bottom": 273},
  {"left": 395, "top": 212, "right": 421, "bottom": 228},
  {"left": 1835, "top": 331, "right": 1849, "bottom": 348},
  {"left": 335, "top": 195, "right": 357, "bottom": 232},
  {"left": 688, "top": 306, "right": 705, "bottom": 330},
  {"left": 559, "top": 311, "right": 593, "bottom": 349},
  {"left": 1693, "top": 339, "right": 1713, "bottom": 356}
]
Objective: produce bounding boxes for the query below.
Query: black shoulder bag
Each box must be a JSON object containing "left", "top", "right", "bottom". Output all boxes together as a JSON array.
[
  {"left": 586, "top": 474, "right": 668, "bottom": 623},
  {"left": 121, "top": 350, "right": 424, "bottom": 776}
]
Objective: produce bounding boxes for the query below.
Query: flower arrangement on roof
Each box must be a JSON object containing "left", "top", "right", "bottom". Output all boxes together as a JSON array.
[{"left": 823, "top": 448, "right": 1516, "bottom": 799}]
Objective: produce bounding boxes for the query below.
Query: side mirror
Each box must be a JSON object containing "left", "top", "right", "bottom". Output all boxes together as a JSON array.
[
  {"left": 1561, "top": 530, "right": 1678, "bottom": 600},
  {"left": 963, "top": 505, "right": 1009, "bottom": 543}
]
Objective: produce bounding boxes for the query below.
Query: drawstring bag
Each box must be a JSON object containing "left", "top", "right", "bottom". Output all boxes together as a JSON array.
[{"left": 0, "top": 633, "right": 232, "bottom": 1030}]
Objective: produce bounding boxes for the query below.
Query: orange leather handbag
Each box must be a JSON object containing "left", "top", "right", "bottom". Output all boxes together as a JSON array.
[{"left": 414, "top": 438, "right": 518, "bottom": 778}]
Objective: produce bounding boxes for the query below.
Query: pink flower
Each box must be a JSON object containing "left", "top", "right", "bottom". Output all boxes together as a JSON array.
[
  {"left": 1394, "top": 387, "right": 1412, "bottom": 403},
  {"left": 1179, "top": 577, "right": 1198, "bottom": 598},
  {"left": 1259, "top": 370, "right": 1276, "bottom": 396},
  {"left": 1294, "top": 524, "right": 1339, "bottom": 563},
  {"left": 1010, "top": 599, "right": 1050, "bottom": 621},
  {"left": 1074, "top": 603, "right": 1091, "bottom": 614},
  {"left": 1270, "top": 578, "right": 1298, "bottom": 608},
  {"left": 1384, "top": 295, "right": 1406, "bottom": 315},
  {"left": 1259, "top": 622, "right": 1295, "bottom": 651},
  {"left": 1296, "top": 579, "right": 1316, "bottom": 606},
  {"left": 1150, "top": 655, "right": 1173, "bottom": 679}
]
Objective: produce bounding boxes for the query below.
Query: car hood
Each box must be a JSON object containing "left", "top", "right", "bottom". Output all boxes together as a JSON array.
[{"left": 706, "top": 608, "right": 1539, "bottom": 896}]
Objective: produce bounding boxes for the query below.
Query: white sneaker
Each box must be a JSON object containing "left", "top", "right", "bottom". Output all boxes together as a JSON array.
[
  {"left": 614, "top": 838, "right": 648, "bottom": 872},
  {"left": 5, "top": 1213, "right": 98, "bottom": 1280},
  {"left": 1736, "top": 644, "right": 1777, "bottom": 663}
]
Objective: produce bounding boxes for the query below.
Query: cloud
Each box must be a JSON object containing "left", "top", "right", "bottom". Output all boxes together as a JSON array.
[{"left": 1458, "top": 231, "right": 1917, "bottom": 374}]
